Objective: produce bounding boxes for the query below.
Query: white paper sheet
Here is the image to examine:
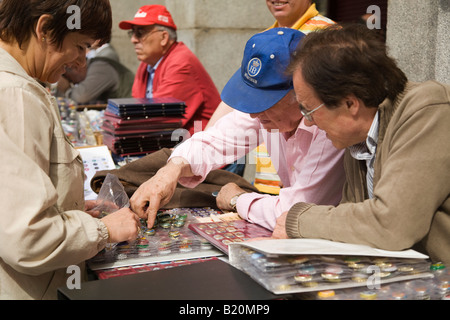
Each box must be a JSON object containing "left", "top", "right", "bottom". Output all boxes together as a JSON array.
[
  {"left": 78, "top": 146, "right": 116, "bottom": 200},
  {"left": 229, "top": 238, "right": 428, "bottom": 264}
]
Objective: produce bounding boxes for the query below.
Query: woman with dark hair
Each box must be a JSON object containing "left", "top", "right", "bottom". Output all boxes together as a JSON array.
[{"left": 0, "top": 0, "right": 140, "bottom": 299}]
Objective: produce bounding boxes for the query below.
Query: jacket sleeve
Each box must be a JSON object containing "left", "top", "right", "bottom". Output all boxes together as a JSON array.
[
  {"left": 237, "top": 128, "right": 345, "bottom": 231},
  {"left": 152, "top": 55, "right": 209, "bottom": 128},
  {"left": 170, "top": 111, "right": 261, "bottom": 187},
  {"left": 286, "top": 99, "right": 450, "bottom": 251}
]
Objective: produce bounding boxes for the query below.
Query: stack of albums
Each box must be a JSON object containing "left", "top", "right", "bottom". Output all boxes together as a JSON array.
[
  {"left": 102, "top": 97, "right": 186, "bottom": 157},
  {"left": 228, "top": 239, "right": 435, "bottom": 296}
]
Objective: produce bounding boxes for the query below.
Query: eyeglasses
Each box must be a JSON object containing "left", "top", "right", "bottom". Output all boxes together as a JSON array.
[
  {"left": 299, "top": 102, "right": 324, "bottom": 122},
  {"left": 128, "top": 28, "right": 163, "bottom": 40}
]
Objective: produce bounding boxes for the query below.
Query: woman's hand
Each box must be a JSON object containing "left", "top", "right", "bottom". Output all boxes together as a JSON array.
[{"left": 100, "top": 207, "right": 140, "bottom": 243}]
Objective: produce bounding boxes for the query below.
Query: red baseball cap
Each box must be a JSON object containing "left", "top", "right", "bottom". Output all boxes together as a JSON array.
[{"left": 119, "top": 5, "right": 177, "bottom": 30}]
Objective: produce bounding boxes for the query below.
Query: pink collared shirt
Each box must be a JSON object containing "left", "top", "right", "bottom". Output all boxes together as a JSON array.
[{"left": 170, "top": 110, "right": 345, "bottom": 230}]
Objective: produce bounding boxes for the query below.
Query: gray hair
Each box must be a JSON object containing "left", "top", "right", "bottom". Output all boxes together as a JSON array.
[{"left": 155, "top": 24, "right": 177, "bottom": 42}]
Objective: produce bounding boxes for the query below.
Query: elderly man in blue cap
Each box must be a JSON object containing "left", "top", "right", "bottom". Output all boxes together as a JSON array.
[{"left": 130, "top": 28, "right": 345, "bottom": 231}]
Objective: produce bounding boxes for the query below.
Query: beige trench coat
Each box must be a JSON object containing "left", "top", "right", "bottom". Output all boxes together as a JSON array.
[{"left": 0, "top": 48, "right": 108, "bottom": 299}]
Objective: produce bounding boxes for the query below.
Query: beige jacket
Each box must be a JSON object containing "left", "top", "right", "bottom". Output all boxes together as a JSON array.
[
  {"left": 0, "top": 48, "right": 108, "bottom": 299},
  {"left": 286, "top": 81, "right": 450, "bottom": 266}
]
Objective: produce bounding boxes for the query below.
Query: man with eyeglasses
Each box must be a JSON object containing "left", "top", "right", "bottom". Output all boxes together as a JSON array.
[
  {"left": 130, "top": 28, "right": 345, "bottom": 232},
  {"left": 119, "top": 5, "right": 221, "bottom": 135},
  {"left": 272, "top": 24, "right": 450, "bottom": 266}
]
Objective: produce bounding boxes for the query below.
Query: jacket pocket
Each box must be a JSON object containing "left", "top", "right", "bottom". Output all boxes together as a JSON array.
[{"left": 49, "top": 135, "right": 84, "bottom": 211}]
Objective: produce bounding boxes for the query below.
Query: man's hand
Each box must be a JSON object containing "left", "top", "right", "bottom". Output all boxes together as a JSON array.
[
  {"left": 64, "top": 65, "right": 88, "bottom": 84},
  {"left": 271, "top": 211, "right": 289, "bottom": 239},
  {"left": 245, "top": 212, "right": 289, "bottom": 243},
  {"left": 56, "top": 76, "right": 71, "bottom": 94},
  {"left": 84, "top": 200, "right": 102, "bottom": 218},
  {"left": 130, "top": 157, "right": 192, "bottom": 228},
  {"left": 216, "top": 182, "right": 246, "bottom": 211}
]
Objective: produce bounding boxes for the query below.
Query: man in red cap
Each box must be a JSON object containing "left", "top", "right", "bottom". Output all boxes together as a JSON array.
[{"left": 119, "top": 5, "right": 220, "bottom": 135}]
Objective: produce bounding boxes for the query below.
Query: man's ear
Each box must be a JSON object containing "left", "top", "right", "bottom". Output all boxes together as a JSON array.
[
  {"left": 344, "top": 94, "right": 362, "bottom": 117},
  {"left": 160, "top": 30, "right": 171, "bottom": 47}
]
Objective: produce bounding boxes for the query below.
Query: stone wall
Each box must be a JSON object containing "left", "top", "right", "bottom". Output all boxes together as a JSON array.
[
  {"left": 109, "top": 0, "right": 450, "bottom": 93},
  {"left": 387, "top": 0, "right": 450, "bottom": 84}
]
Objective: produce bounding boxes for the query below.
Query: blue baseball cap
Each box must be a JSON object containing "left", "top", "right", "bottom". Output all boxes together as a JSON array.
[{"left": 221, "top": 28, "right": 305, "bottom": 114}]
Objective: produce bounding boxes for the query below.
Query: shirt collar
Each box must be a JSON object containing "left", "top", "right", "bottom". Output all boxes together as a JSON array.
[
  {"left": 86, "top": 43, "right": 110, "bottom": 59},
  {"left": 0, "top": 47, "right": 30, "bottom": 79},
  {"left": 366, "top": 110, "right": 379, "bottom": 154},
  {"left": 349, "top": 111, "right": 379, "bottom": 159},
  {"left": 147, "top": 57, "right": 163, "bottom": 73}
]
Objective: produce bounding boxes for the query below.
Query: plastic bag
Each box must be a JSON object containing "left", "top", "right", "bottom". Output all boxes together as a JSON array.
[
  {"left": 91, "top": 173, "right": 130, "bottom": 217},
  {"left": 90, "top": 173, "right": 131, "bottom": 248}
]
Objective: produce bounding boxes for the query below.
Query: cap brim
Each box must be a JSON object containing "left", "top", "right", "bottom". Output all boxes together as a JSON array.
[
  {"left": 119, "top": 20, "right": 154, "bottom": 30},
  {"left": 221, "top": 69, "right": 292, "bottom": 114}
]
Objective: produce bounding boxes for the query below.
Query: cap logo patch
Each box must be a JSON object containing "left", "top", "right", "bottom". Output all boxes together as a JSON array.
[
  {"left": 135, "top": 10, "right": 147, "bottom": 18},
  {"left": 158, "top": 15, "right": 169, "bottom": 23},
  {"left": 247, "top": 58, "right": 262, "bottom": 78}
]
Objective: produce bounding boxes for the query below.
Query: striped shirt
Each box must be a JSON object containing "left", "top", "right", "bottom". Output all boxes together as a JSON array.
[{"left": 349, "top": 112, "right": 379, "bottom": 199}]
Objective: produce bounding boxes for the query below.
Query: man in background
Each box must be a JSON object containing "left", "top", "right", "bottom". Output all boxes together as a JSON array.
[
  {"left": 57, "top": 43, "right": 134, "bottom": 104},
  {"left": 119, "top": 5, "right": 221, "bottom": 135}
]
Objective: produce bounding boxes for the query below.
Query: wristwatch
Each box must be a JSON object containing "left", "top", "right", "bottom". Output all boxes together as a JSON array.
[{"left": 230, "top": 192, "right": 246, "bottom": 211}]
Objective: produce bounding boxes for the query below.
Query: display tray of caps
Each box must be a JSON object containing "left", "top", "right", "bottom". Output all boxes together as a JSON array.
[
  {"left": 88, "top": 208, "right": 225, "bottom": 270},
  {"left": 233, "top": 247, "right": 434, "bottom": 295}
]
